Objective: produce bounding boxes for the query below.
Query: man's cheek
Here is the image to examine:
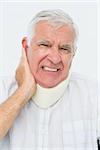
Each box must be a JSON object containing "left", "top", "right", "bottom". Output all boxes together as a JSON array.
[
  {"left": 30, "top": 61, "right": 38, "bottom": 77},
  {"left": 68, "top": 56, "right": 73, "bottom": 65}
]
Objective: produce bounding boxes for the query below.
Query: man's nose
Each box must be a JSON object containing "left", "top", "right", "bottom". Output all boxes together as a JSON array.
[{"left": 47, "top": 48, "right": 61, "bottom": 64}]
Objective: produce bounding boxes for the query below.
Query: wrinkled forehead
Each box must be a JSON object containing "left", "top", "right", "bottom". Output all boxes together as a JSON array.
[{"left": 32, "top": 21, "right": 75, "bottom": 43}]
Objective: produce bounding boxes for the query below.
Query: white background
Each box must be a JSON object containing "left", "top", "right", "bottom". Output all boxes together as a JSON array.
[{"left": 0, "top": 1, "right": 99, "bottom": 81}]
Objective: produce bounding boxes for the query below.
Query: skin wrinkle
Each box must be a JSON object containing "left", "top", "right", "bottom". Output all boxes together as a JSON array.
[{"left": 37, "top": 39, "right": 73, "bottom": 54}]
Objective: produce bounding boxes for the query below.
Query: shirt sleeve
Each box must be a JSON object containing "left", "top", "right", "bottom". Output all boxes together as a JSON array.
[
  {"left": 97, "top": 85, "right": 100, "bottom": 150},
  {"left": 97, "top": 85, "right": 100, "bottom": 138},
  {"left": 0, "top": 76, "right": 17, "bottom": 104},
  {"left": 0, "top": 77, "right": 8, "bottom": 104},
  {"left": 0, "top": 76, "right": 15, "bottom": 149},
  {"left": 0, "top": 134, "right": 10, "bottom": 150}
]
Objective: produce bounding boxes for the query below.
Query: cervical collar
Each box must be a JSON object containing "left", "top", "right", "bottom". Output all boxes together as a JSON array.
[{"left": 32, "top": 72, "right": 71, "bottom": 109}]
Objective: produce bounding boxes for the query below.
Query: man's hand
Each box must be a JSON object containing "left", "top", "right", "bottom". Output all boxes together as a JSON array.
[{"left": 15, "top": 48, "right": 36, "bottom": 101}]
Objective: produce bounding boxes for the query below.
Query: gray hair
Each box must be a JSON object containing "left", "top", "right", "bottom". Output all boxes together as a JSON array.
[{"left": 27, "top": 9, "right": 78, "bottom": 50}]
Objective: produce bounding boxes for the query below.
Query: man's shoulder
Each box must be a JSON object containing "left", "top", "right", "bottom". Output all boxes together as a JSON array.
[
  {"left": 71, "top": 72, "right": 96, "bottom": 82},
  {"left": 70, "top": 72, "right": 98, "bottom": 97},
  {"left": 0, "top": 75, "right": 17, "bottom": 89},
  {"left": 0, "top": 75, "right": 16, "bottom": 83},
  {"left": 0, "top": 75, "right": 18, "bottom": 103},
  {"left": 70, "top": 72, "right": 97, "bottom": 85}
]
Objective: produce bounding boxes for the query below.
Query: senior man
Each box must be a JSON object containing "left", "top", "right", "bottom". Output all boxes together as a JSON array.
[{"left": 0, "top": 10, "right": 99, "bottom": 150}]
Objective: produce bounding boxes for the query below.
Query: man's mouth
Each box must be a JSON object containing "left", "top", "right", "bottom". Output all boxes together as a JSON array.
[{"left": 42, "top": 66, "right": 60, "bottom": 72}]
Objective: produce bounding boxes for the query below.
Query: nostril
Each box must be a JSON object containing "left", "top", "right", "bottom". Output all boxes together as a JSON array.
[{"left": 47, "top": 55, "right": 61, "bottom": 64}]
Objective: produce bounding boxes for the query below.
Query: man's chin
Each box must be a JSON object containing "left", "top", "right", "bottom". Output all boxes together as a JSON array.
[{"left": 36, "top": 80, "right": 61, "bottom": 88}]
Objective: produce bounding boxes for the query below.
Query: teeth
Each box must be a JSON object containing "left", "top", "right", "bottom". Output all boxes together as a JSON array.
[{"left": 43, "top": 67, "right": 58, "bottom": 72}]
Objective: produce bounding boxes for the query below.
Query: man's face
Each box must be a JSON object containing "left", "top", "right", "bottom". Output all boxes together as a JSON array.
[{"left": 26, "top": 21, "right": 75, "bottom": 88}]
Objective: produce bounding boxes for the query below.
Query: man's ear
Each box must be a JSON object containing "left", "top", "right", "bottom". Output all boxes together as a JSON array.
[{"left": 22, "top": 37, "right": 29, "bottom": 52}]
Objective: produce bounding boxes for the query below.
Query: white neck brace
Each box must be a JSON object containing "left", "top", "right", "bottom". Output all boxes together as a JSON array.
[{"left": 32, "top": 72, "right": 71, "bottom": 109}]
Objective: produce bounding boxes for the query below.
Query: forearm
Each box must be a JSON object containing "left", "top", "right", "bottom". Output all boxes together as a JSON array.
[{"left": 0, "top": 85, "right": 32, "bottom": 139}]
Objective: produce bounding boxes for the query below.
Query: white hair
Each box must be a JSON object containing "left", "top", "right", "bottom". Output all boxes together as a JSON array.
[{"left": 27, "top": 9, "right": 78, "bottom": 50}]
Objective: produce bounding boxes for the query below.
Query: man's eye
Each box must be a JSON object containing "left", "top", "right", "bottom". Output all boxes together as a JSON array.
[
  {"left": 60, "top": 48, "right": 71, "bottom": 52},
  {"left": 39, "top": 44, "right": 49, "bottom": 47}
]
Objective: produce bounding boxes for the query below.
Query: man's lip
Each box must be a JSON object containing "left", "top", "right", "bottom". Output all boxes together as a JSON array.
[{"left": 41, "top": 66, "right": 60, "bottom": 72}]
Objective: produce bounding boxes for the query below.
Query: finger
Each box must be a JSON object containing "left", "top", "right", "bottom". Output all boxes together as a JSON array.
[
  {"left": 18, "top": 48, "right": 26, "bottom": 65},
  {"left": 22, "top": 47, "right": 27, "bottom": 58},
  {"left": 21, "top": 47, "right": 29, "bottom": 65}
]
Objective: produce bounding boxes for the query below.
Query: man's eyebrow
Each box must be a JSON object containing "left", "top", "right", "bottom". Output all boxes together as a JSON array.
[
  {"left": 59, "top": 44, "right": 72, "bottom": 49},
  {"left": 37, "top": 39, "right": 51, "bottom": 45}
]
